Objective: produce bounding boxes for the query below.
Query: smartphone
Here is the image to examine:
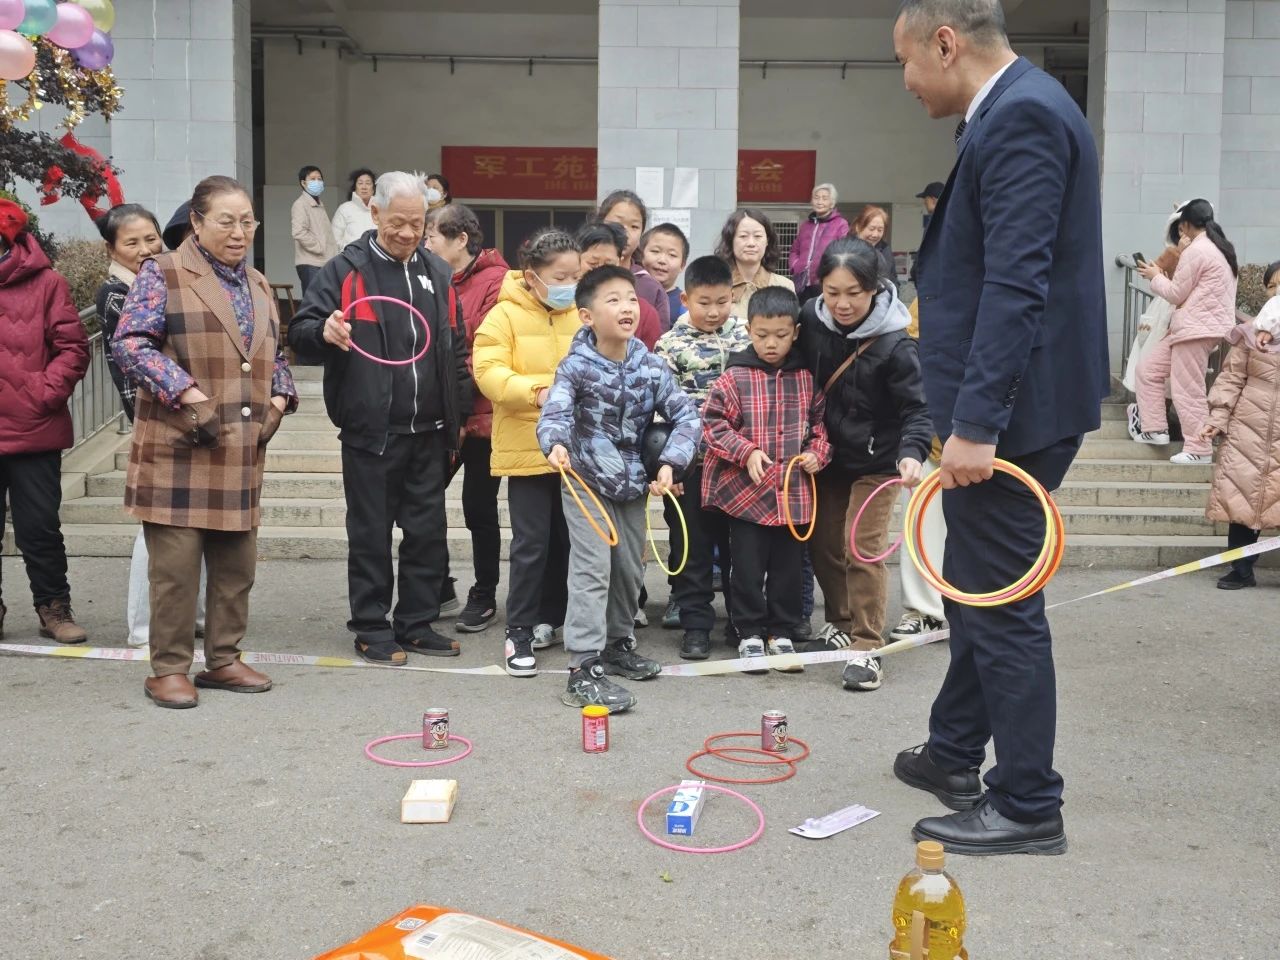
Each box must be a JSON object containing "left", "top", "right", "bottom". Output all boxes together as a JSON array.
[{"left": 1132, "top": 252, "right": 1147, "bottom": 265}]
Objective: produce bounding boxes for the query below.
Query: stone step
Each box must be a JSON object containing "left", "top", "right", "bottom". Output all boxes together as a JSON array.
[
  {"left": 12, "top": 525, "right": 1274, "bottom": 571},
  {"left": 1055, "top": 480, "right": 1209, "bottom": 509},
  {"left": 261, "top": 431, "right": 342, "bottom": 451},
  {"left": 294, "top": 379, "right": 325, "bottom": 397},
  {"left": 1063, "top": 459, "right": 1214, "bottom": 483},
  {"left": 275, "top": 413, "right": 336, "bottom": 432},
  {"left": 290, "top": 364, "right": 324, "bottom": 380},
  {"left": 1086, "top": 419, "right": 1135, "bottom": 440},
  {"left": 87, "top": 470, "right": 350, "bottom": 500},
  {"left": 1077, "top": 438, "right": 1183, "bottom": 460}
]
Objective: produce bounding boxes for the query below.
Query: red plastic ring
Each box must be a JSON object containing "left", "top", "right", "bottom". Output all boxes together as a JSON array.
[
  {"left": 702, "top": 732, "right": 811, "bottom": 765},
  {"left": 686, "top": 748, "right": 798, "bottom": 784}
]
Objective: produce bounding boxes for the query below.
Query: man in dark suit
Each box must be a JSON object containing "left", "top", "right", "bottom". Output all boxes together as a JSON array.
[{"left": 890, "top": 0, "right": 1109, "bottom": 855}]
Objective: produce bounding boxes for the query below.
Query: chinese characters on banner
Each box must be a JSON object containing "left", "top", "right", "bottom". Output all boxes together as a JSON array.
[{"left": 442, "top": 146, "right": 819, "bottom": 204}]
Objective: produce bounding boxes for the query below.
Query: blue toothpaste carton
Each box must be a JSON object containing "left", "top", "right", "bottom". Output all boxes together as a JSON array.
[{"left": 665, "top": 779, "right": 707, "bottom": 836}]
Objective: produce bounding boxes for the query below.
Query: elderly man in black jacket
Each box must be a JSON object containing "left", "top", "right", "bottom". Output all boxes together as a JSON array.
[{"left": 289, "top": 171, "right": 473, "bottom": 666}]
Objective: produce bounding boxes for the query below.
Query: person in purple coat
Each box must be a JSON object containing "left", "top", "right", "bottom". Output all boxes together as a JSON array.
[{"left": 789, "top": 183, "right": 850, "bottom": 302}]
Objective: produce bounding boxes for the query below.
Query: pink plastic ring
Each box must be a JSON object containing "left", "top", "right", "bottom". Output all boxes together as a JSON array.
[
  {"left": 636, "top": 782, "right": 766, "bottom": 854},
  {"left": 343, "top": 295, "right": 432, "bottom": 367},
  {"left": 364, "top": 733, "right": 473, "bottom": 768},
  {"left": 849, "top": 476, "right": 905, "bottom": 564}
]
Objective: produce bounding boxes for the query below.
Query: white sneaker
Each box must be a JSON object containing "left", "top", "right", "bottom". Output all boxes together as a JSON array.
[
  {"left": 531, "top": 623, "right": 559, "bottom": 650},
  {"left": 889, "top": 611, "right": 947, "bottom": 642},
  {"left": 842, "top": 655, "right": 884, "bottom": 692},
  {"left": 1170, "top": 451, "right": 1213, "bottom": 464},
  {"left": 634, "top": 607, "right": 648, "bottom": 628},
  {"left": 738, "top": 636, "right": 768, "bottom": 675},
  {"left": 767, "top": 636, "right": 804, "bottom": 673},
  {"left": 1133, "top": 430, "right": 1170, "bottom": 446},
  {"left": 1126, "top": 402, "right": 1141, "bottom": 440}
]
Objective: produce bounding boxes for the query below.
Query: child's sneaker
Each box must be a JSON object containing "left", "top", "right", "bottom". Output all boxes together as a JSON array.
[
  {"left": 738, "top": 636, "right": 768, "bottom": 674},
  {"left": 601, "top": 636, "right": 661, "bottom": 680},
  {"left": 1133, "top": 429, "right": 1170, "bottom": 445},
  {"left": 456, "top": 585, "right": 496, "bottom": 633},
  {"left": 680, "top": 629, "right": 711, "bottom": 660},
  {"left": 662, "top": 600, "right": 681, "bottom": 629},
  {"left": 561, "top": 658, "right": 637, "bottom": 713},
  {"left": 531, "top": 623, "right": 559, "bottom": 650},
  {"left": 1170, "top": 450, "right": 1212, "bottom": 464},
  {"left": 842, "top": 655, "right": 884, "bottom": 691},
  {"left": 1126, "top": 402, "right": 1140, "bottom": 440},
  {"left": 890, "top": 611, "right": 947, "bottom": 642},
  {"left": 805, "top": 623, "right": 854, "bottom": 652},
  {"left": 767, "top": 636, "right": 804, "bottom": 673},
  {"left": 504, "top": 627, "right": 537, "bottom": 678}
]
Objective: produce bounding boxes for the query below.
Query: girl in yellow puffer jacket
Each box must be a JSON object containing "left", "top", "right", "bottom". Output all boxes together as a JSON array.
[{"left": 472, "top": 227, "right": 581, "bottom": 675}]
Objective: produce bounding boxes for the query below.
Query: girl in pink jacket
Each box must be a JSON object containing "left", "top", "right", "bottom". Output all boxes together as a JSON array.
[{"left": 1132, "top": 199, "right": 1239, "bottom": 464}]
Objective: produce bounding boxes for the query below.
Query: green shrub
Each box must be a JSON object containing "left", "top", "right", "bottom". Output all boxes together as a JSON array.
[
  {"left": 52, "top": 238, "right": 109, "bottom": 322},
  {"left": 1237, "top": 263, "right": 1268, "bottom": 316}
]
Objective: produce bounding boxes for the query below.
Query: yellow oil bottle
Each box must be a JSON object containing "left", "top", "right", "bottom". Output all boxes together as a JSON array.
[{"left": 889, "top": 841, "right": 968, "bottom": 959}]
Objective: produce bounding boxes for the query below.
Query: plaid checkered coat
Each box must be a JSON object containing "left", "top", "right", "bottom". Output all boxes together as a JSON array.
[
  {"left": 121, "top": 239, "right": 290, "bottom": 532},
  {"left": 701, "top": 348, "right": 832, "bottom": 526}
]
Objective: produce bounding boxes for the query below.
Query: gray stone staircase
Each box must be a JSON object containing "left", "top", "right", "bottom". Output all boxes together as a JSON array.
[{"left": 19, "top": 366, "right": 1275, "bottom": 569}]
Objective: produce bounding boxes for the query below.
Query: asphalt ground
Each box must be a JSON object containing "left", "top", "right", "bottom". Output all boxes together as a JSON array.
[{"left": 0, "top": 555, "right": 1276, "bottom": 959}]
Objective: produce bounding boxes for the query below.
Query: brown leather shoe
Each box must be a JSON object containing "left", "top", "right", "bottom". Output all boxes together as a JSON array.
[
  {"left": 195, "top": 659, "right": 273, "bottom": 693},
  {"left": 144, "top": 674, "right": 199, "bottom": 709},
  {"left": 37, "top": 598, "right": 87, "bottom": 644}
]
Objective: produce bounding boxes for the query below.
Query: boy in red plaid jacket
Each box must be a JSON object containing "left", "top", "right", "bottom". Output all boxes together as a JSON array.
[{"left": 701, "top": 287, "right": 832, "bottom": 672}]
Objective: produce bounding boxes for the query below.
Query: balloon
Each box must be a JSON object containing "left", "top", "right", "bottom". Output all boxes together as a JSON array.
[
  {"left": 0, "top": 28, "right": 35, "bottom": 79},
  {"left": 0, "top": 0, "right": 26, "bottom": 33},
  {"left": 72, "top": 26, "right": 112, "bottom": 69},
  {"left": 47, "top": 2, "right": 95, "bottom": 49},
  {"left": 15, "top": 0, "right": 52, "bottom": 36},
  {"left": 74, "top": 0, "right": 112, "bottom": 33}
]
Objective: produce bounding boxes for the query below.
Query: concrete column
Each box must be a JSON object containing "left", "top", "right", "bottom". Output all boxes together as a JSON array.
[
  {"left": 1089, "top": 0, "right": 1227, "bottom": 370},
  {"left": 597, "top": 0, "right": 740, "bottom": 259},
  {"left": 1222, "top": 0, "right": 1280, "bottom": 266},
  {"left": 110, "top": 0, "right": 253, "bottom": 230}
]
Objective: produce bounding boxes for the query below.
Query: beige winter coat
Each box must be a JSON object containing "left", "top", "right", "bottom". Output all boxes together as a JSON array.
[{"left": 1205, "top": 325, "right": 1280, "bottom": 530}]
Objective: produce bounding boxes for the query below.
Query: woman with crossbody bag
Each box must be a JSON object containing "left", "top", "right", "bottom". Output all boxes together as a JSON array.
[{"left": 797, "top": 238, "right": 933, "bottom": 693}]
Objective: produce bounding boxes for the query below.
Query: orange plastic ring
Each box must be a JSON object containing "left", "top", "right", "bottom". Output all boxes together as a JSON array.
[
  {"left": 558, "top": 465, "right": 619, "bottom": 547},
  {"left": 782, "top": 455, "right": 818, "bottom": 542}
]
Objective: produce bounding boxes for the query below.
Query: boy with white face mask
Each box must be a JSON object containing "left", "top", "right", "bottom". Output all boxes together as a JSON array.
[{"left": 291, "top": 163, "right": 340, "bottom": 293}]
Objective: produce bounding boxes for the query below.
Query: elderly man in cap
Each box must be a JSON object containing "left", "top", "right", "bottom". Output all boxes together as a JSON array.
[
  {"left": 916, "top": 181, "right": 945, "bottom": 231},
  {"left": 289, "top": 172, "right": 473, "bottom": 666}
]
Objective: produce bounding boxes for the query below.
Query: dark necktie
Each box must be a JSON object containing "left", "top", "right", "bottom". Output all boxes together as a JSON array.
[{"left": 954, "top": 118, "right": 968, "bottom": 144}]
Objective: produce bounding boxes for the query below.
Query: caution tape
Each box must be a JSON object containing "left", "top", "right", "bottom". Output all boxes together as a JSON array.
[{"left": 2, "top": 537, "right": 1277, "bottom": 677}]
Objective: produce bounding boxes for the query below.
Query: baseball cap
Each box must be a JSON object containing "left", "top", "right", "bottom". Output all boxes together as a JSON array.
[{"left": 916, "top": 182, "right": 945, "bottom": 200}]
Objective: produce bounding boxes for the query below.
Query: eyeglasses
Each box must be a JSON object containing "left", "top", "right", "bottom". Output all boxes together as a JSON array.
[{"left": 197, "top": 213, "right": 260, "bottom": 234}]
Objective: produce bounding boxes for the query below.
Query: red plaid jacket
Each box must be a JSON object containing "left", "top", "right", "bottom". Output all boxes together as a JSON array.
[{"left": 700, "top": 351, "right": 832, "bottom": 525}]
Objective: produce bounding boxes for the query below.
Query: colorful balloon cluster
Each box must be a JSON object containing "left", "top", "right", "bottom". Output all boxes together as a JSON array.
[{"left": 0, "top": 0, "right": 115, "bottom": 81}]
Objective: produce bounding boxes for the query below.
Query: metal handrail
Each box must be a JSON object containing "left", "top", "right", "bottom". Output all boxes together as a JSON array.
[{"left": 68, "top": 305, "right": 125, "bottom": 450}]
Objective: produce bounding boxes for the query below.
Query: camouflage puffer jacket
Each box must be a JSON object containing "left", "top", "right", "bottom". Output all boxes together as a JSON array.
[{"left": 652, "top": 314, "right": 751, "bottom": 412}]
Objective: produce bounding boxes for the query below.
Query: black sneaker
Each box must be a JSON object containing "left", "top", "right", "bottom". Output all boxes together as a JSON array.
[
  {"left": 504, "top": 627, "right": 537, "bottom": 677},
  {"left": 1217, "top": 568, "right": 1257, "bottom": 590},
  {"left": 842, "top": 656, "right": 884, "bottom": 691},
  {"left": 456, "top": 585, "right": 497, "bottom": 633},
  {"left": 795, "top": 618, "right": 813, "bottom": 643},
  {"left": 680, "top": 629, "right": 711, "bottom": 660},
  {"left": 562, "top": 658, "right": 637, "bottom": 712},
  {"left": 661, "top": 600, "right": 681, "bottom": 629},
  {"left": 711, "top": 567, "right": 723, "bottom": 593},
  {"left": 806, "top": 623, "right": 854, "bottom": 652},
  {"left": 723, "top": 620, "right": 739, "bottom": 649},
  {"left": 601, "top": 636, "right": 661, "bottom": 680},
  {"left": 400, "top": 625, "right": 461, "bottom": 657},
  {"left": 439, "top": 577, "right": 461, "bottom": 618},
  {"left": 354, "top": 637, "right": 408, "bottom": 666}
]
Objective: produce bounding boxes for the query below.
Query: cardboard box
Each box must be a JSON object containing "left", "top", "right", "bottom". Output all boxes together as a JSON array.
[
  {"left": 401, "top": 779, "right": 458, "bottom": 823},
  {"left": 665, "top": 779, "right": 706, "bottom": 836}
]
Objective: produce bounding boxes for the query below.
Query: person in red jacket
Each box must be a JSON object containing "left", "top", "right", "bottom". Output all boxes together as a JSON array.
[
  {"left": 0, "top": 199, "right": 91, "bottom": 643},
  {"left": 425, "top": 203, "right": 510, "bottom": 631}
]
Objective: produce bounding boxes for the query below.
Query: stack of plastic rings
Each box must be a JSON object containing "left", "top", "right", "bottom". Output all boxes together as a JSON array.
[
  {"left": 686, "top": 731, "right": 812, "bottom": 785},
  {"left": 846, "top": 458, "right": 1065, "bottom": 607},
  {"left": 342, "top": 295, "right": 432, "bottom": 367},
  {"left": 648, "top": 489, "right": 688, "bottom": 577},
  {"left": 782, "top": 455, "right": 818, "bottom": 542},
  {"left": 559, "top": 465, "right": 619, "bottom": 546}
]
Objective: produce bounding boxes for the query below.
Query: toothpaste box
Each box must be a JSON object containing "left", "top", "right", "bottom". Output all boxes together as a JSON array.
[{"left": 666, "top": 779, "right": 707, "bottom": 836}]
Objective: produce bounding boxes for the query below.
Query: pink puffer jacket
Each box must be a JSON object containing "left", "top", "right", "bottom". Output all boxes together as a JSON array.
[
  {"left": 1149, "top": 233, "right": 1237, "bottom": 344},
  {"left": 1204, "top": 324, "right": 1280, "bottom": 530}
]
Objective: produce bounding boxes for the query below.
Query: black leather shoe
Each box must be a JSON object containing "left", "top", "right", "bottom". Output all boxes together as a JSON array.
[
  {"left": 912, "top": 797, "right": 1067, "bottom": 856},
  {"left": 894, "top": 743, "right": 983, "bottom": 811},
  {"left": 1217, "top": 568, "right": 1256, "bottom": 590}
]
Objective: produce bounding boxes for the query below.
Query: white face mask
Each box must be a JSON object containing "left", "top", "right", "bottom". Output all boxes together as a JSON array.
[{"left": 425, "top": 187, "right": 443, "bottom": 204}]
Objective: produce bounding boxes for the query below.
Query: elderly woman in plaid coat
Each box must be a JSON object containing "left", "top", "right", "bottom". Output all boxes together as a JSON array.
[{"left": 113, "top": 176, "right": 298, "bottom": 709}]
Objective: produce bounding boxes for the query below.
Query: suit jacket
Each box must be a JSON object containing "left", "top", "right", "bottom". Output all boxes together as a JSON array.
[{"left": 915, "top": 57, "right": 1109, "bottom": 457}]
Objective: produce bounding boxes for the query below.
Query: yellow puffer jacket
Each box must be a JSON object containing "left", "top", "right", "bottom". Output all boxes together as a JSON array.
[{"left": 473, "top": 271, "right": 582, "bottom": 476}]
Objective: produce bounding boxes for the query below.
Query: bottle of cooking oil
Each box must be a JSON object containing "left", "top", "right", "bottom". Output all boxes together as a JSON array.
[{"left": 889, "top": 841, "right": 968, "bottom": 960}]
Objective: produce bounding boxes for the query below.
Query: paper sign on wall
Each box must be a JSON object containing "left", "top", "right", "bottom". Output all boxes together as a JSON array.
[
  {"left": 650, "top": 208, "right": 692, "bottom": 242},
  {"left": 671, "top": 168, "right": 699, "bottom": 207},
  {"left": 635, "top": 167, "right": 665, "bottom": 208}
]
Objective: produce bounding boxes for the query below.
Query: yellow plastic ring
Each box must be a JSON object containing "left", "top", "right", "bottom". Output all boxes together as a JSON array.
[{"left": 648, "top": 489, "right": 689, "bottom": 577}]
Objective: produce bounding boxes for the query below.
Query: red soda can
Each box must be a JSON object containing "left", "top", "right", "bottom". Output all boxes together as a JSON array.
[
  {"left": 582, "top": 705, "right": 610, "bottom": 753},
  {"left": 762, "top": 710, "right": 788, "bottom": 752},
  {"left": 423, "top": 708, "right": 449, "bottom": 750}
]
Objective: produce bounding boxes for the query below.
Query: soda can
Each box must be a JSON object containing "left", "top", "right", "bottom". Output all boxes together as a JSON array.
[
  {"left": 423, "top": 708, "right": 449, "bottom": 750},
  {"left": 582, "top": 705, "right": 610, "bottom": 753},
  {"left": 761, "top": 710, "right": 788, "bottom": 752}
]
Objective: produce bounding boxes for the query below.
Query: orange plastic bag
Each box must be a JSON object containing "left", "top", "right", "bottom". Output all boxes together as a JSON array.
[{"left": 315, "top": 904, "right": 615, "bottom": 960}]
